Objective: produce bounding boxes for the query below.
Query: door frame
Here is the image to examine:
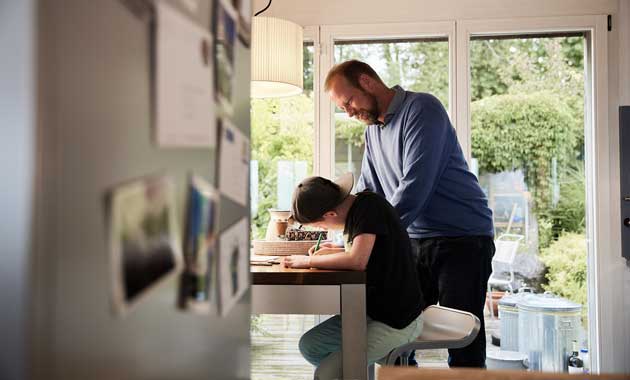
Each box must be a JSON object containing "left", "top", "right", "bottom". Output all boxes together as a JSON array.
[{"left": 456, "top": 15, "right": 609, "bottom": 373}]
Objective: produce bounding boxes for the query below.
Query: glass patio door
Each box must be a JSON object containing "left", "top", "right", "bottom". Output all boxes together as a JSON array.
[{"left": 456, "top": 16, "right": 609, "bottom": 372}]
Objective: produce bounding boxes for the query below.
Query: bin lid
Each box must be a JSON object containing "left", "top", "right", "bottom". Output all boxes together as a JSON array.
[
  {"left": 487, "top": 350, "right": 527, "bottom": 361},
  {"left": 517, "top": 293, "right": 582, "bottom": 312},
  {"left": 498, "top": 291, "right": 535, "bottom": 308}
]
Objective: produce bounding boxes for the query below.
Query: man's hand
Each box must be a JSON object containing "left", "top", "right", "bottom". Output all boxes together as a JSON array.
[
  {"left": 283, "top": 255, "right": 312, "bottom": 269},
  {"left": 308, "top": 242, "right": 342, "bottom": 255}
]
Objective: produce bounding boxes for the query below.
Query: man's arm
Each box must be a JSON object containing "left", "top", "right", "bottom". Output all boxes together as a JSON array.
[
  {"left": 283, "top": 233, "right": 375, "bottom": 271},
  {"left": 390, "top": 97, "right": 451, "bottom": 228}
]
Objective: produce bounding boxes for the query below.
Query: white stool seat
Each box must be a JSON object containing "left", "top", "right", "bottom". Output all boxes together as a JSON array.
[{"left": 383, "top": 305, "right": 481, "bottom": 365}]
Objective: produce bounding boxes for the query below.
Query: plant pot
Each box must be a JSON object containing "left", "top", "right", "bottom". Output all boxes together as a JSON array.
[
  {"left": 487, "top": 350, "right": 528, "bottom": 370},
  {"left": 486, "top": 291, "right": 505, "bottom": 317}
]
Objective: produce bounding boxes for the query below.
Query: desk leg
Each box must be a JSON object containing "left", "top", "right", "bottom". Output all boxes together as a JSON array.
[{"left": 341, "top": 284, "right": 367, "bottom": 380}]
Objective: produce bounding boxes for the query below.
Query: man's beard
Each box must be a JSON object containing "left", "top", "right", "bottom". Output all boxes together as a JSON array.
[{"left": 355, "top": 91, "right": 380, "bottom": 125}]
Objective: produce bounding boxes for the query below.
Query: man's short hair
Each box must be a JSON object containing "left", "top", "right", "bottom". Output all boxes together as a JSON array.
[{"left": 324, "top": 59, "right": 384, "bottom": 92}]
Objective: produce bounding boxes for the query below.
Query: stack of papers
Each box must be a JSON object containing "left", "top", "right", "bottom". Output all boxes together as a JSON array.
[{"left": 250, "top": 255, "right": 280, "bottom": 266}]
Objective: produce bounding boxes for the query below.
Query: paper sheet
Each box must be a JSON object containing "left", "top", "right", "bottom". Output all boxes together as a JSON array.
[
  {"left": 155, "top": 2, "right": 216, "bottom": 147},
  {"left": 218, "top": 119, "right": 249, "bottom": 206},
  {"left": 218, "top": 218, "right": 250, "bottom": 316}
]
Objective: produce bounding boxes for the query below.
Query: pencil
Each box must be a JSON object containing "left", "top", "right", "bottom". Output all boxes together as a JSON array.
[{"left": 314, "top": 232, "right": 323, "bottom": 252}]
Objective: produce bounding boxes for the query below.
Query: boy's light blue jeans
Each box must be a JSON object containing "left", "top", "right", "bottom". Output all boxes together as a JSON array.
[{"left": 298, "top": 314, "right": 424, "bottom": 380}]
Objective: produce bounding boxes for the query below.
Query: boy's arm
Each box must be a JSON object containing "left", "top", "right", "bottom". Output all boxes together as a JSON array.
[
  {"left": 308, "top": 242, "right": 344, "bottom": 255},
  {"left": 284, "top": 233, "right": 375, "bottom": 271}
]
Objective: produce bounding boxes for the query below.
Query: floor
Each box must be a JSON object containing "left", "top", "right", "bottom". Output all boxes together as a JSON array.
[{"left": 251, "top": 309, "right": 501, "bottom": 380}]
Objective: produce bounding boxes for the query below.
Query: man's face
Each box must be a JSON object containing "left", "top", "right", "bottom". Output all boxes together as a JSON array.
[{"left": 329, "top": 75, "right": 380, "bottom": 125}]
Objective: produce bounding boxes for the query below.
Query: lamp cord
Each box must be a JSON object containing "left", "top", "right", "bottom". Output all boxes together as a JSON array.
[{"left": 254, "top": 0, "right": 272, "bottom": 16}]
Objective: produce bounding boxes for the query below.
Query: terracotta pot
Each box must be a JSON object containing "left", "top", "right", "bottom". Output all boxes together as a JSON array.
[{"left": 486, "top": 291, "right": 505, "bottom": 317}]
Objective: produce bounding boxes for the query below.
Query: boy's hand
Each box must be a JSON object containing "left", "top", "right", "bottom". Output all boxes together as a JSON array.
[
  {"left": 283, "top": 255, "right": 312, "bottom": 269},
  {"left": 311, "top": 247, "right": 343, "bottom": 256},
  {"left": 308, "top": 242, "right": 339, "bottom": 255}
]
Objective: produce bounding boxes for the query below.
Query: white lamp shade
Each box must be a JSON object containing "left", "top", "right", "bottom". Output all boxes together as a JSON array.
[{"left": 251, "top": 17, "right": 303, "bottom": 98}]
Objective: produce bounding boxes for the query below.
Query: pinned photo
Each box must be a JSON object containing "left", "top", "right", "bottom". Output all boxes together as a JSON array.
[
  {"left": 107, "top": 175, "right": 182, "bottom": 316},
  {"left": 218, "top": 217, "right": 250, "bottom": 316},
  {"left": 233, "top": 0, "right": 251, "bottom": 47},
  {"left": 214, "top": 0, "right": 238, "bottom": 114},
  {"left": 178, "top": 174, "right": 220, "bottom": 314}
]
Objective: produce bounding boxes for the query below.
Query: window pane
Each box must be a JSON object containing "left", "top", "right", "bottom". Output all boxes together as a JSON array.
[
  {"left": 250, "top": 44, "right": 317, "bottom": 380},
  {"left": 469, "top": 35, "right": 589, "bottom": 361},
  {"left": 250, "top": 44, "right": 315, "bottom": 239},
  {"left": 332, "top": 39, "right": 449, "bottom": 179}
]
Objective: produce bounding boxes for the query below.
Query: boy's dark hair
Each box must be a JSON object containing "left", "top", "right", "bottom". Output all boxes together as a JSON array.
[
  {"left": 290, "top": 173, "right": 354, "bottom": 224},
  {"left": 324, "top": 60, "right": 385, "bottom": 92}
]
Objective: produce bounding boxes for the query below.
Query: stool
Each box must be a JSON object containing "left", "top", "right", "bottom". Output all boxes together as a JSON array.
[{"left": 384, "top": 305, "right": 480, "bottom": 365}]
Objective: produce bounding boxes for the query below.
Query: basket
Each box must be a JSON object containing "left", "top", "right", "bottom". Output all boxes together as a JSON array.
[{"left": 252, "top": 239, "right": 320, "bottom": 256}]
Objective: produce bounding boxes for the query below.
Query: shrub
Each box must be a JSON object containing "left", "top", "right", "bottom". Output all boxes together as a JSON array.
[
  {"left": 539, "top": 232, "right": 587, "bottom": 307},
  {"left": 471, "top": 91, "right": 579, "bottom": 213},
  {"left": 537, "top": 217, "right": 554, "bottom": 250},
  {"left": 541, "top": 165, "right": 586, "bottom": 236}
]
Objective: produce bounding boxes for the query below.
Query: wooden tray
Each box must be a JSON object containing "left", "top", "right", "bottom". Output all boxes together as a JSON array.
[{"left": 252, "top": 239, "right": 321, "bottom": 256}]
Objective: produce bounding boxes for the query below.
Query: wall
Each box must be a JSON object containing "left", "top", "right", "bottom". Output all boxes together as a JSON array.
[
  {"left": 0, "top": 0, "right": 36, "bottom": 379},
  {"left": 253, "top": 0, "right": 630, "bottom": 374},
  {"left": 26, "top": 1, "right": 251, "bottom": 379}
]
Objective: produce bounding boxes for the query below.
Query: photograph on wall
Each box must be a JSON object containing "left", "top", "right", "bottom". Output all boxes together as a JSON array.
[
  {"left": 154, "top": 1, "right": 217, "bottom": 148},
  {"left": 218, "top": 217, "right": 250, "bottom": 316},
  {"left": 107, "top": 175, "right": 182, "bottom": 316},
  {"left": 234, "top": 0, "right": 251, "bottom": 47},
  {"left": 178, "top": 174, "right": 220, "bottom": 314},
  {"left": 213, "top": 0, "right": 238, "bottom": 114},
  {"left": 218, "top": 118, "right": 250, "bottom": 207}
]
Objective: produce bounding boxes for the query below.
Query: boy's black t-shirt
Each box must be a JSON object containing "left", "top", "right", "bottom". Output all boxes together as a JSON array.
[{"left": 344, "top": 191, "right": 425, "bottom": 329}]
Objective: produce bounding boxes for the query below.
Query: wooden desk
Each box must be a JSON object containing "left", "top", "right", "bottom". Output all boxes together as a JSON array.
[
  {"left": 378, "top": 367, "right": 630, "bottom": 380},
  {"left": 252, "top": 264, "right": 368, "bottom": 380}
]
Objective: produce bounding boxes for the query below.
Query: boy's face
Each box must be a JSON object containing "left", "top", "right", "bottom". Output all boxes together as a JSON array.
[{"left": 305, "top": 210, "right": 345, "bottom": 231}]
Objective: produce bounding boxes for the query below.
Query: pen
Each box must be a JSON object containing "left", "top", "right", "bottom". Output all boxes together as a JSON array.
[{"left": 314, "top": 232, "right": 323, "bottom": 252}]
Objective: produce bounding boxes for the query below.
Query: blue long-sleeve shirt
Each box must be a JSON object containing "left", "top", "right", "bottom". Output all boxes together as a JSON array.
[{"left": 356, "top": 86, "right": 494, "bottom": 239}]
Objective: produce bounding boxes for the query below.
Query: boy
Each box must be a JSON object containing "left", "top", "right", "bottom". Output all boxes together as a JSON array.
[{"left": 284, "top": 173, "right": 425, "bottom": 380}]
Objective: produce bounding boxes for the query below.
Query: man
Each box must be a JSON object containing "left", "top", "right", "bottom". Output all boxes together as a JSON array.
[{"left": 325, "top": 59, "right": 495, "bottom": 368}]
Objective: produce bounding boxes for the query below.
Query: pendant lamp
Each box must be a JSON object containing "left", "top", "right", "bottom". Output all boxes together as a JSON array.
[{"left": 250, "top": 3, "right": 303, "bottom": 98}]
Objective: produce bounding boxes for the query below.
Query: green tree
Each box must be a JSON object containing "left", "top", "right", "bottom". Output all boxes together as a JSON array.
[
  {"left": 251, "top": 94, "right": 314, "bottom": 239},
  {"left": 336, "top": 118, "right": 365, "bottom": 148},
  {"left": 471, "top": 92, "right": 578, "bottom": 212},
  {"left": 470, "top": 37, "right": 584, "bottom": 102}
]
